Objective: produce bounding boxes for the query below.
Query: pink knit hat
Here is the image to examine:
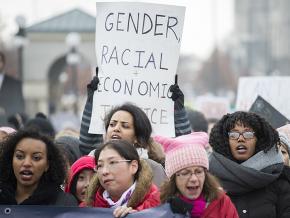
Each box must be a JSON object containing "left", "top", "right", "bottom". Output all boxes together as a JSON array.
[
  {"left": 0, "top": 127, "right": 16, "bottom": 135},
  {"left": 154, "top": 132, "right": 209, "bottom": 178}
]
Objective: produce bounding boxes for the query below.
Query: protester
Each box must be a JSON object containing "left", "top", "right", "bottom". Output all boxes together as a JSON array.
[
  {"left": 278, "top": 132, "right": 290, "bottom": 166},
  {"left": 83, "top": 140, "right": 160, "bottom": 217},
  {"left": 55, "top": 135, "right": 81, "bottom": 166},
  {"left": 209, "top": 111, "right": 290, "bottom": 217},
  {"left": 24, "top": 112, "right": 55, "bottom": 139},
  {"left": 0, "top": 51, "right": 25, "bottom": 126},
  {"left": 277, "top": 124, "right": 290, "bottom": 166},
  {"left": 185, "top": 108, "right": 209, "bottom": 133},
  {"left": 65, "top": 156, "right": 95, "bottom": 205},
  {"left": 0, "top": 129, "right": 77, "bottom": 205},
  {"left": 158, "top": 132, "right": 238, "bottom": 217},
  {"left": 0, "top": 126, "right": 16, "bottom": 142},
  {"left": 79, "top": 67, "right": 191, "bottom": 156}
]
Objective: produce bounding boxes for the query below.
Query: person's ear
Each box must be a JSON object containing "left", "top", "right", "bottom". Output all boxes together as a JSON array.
[
  {"left": 130, "top": 160, "right": 138, "bottom": 175},
  {"left": 45, "top": 162, "right": 49, "bottom": 172}
]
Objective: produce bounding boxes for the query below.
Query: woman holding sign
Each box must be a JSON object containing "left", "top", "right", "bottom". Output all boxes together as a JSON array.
[
  {"left": 209, "top": 111, "right": 290, "bottom": 217},
  {"left": 83, "top": 139, "right": 160, "bottom": 217},
  {"left": 79, "top": 69, "right": 191, "bottom": 156},
  {"left": 159, "top": 132, "right": 238, "bottom": 218}
]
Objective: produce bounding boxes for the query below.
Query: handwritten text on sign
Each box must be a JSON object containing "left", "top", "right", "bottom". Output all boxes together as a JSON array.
[{"left": 89, "top": 2, "right": 185, "bottom": 136}]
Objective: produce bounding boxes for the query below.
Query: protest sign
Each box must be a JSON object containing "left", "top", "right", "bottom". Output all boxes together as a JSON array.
[
  {"left": 236, "top": 76, "right": 290, "bottom": 119},
  {"left": 89, "top": 2, "right": 185, "bottom": 136},
  {"left": 0, "top": 204, "right": 185, "bottom": 218},
  {"left": 249, "top": 95, "right": 290, "bottom": 128}
]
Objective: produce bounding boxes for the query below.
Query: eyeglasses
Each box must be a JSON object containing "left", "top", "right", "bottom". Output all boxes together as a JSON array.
[
  {"left": 96, "top": 159, "right": 132, "bottom": 172},
  {"left": 228, "top": 131, "right": 255, "bottom": 140},
  {"left": 176, "top": 168, "right": 205, "bottom": 180}
]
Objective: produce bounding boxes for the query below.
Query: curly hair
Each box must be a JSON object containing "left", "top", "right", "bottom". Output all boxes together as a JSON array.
[
  {"left": 0, "top": 129, "right": 67, "bottom": 187},
  {"left": 209, "top": 111, "right": 279, "bottom": 161}
]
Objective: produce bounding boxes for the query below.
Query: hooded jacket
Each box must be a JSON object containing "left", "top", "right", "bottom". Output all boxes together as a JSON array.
[
  {"left": 83, "top": 159, "right": 160, "bottom": 210},
  {"left": 65, "top": 156, "right": 95, "bottom": 194}
]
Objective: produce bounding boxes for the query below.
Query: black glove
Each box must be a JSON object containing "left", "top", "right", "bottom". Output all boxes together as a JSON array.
[
  {"left": 167, "top": 196, "right": 193, "bottom": 215},
  {"left": 169, "top": 75, "right": 184, "bottom": 110},
  {"left": 87, "top": 67, "right": 100, "bottom": 102}
]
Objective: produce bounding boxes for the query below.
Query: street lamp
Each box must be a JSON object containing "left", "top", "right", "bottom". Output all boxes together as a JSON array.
[
  {"left": 65, "top": 32, "right": 81, "bottom": 115},
  {"left": 15, "top": 15, "right": 27, "bottom": 80}
]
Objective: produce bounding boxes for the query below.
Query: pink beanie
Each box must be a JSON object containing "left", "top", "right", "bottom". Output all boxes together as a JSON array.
[
  {"left": 0, "top": 127, "right": 16, "bottom": 135},
  {"left": 154, "top": 132, "right": 209, "bottom": 178}
]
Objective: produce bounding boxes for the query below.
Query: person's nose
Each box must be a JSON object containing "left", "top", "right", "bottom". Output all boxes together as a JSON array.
[
  {"left": 101, "top": 164, "right": 110, "bottom": 175},
  {"left": 188, "top": 173, "right": 198, "bottom": 182},
  {"left": 113, "top": 123, "right": 121, "bottom": 132},
  {"left": 84, "top": 178, "right": 90, "bottom": 188},
  {"left": 237, "top": 133, "right": 245, "bottom": 142},
  {"left": 22, "top": 157, "right": 32, "bottom": 167}
]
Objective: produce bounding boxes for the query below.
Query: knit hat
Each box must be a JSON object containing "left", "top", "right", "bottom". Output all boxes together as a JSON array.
[
  {"left": 277, "top": 124, "right": 290, "bottom": 142},
  {"left": 278, "top": 132, "right": 290, "bottom": 154},
  {"left": 154, "top": 132, "right": 209, "bottom": 178},
  {"left": 65, "top": 155, "right": 96, "bottom": 193},
  {"left": 55, "top": 136, "right": 81, "bottom": 166},
  {"left": 0, "top": 126, "right": 16, "bottom": 135}
]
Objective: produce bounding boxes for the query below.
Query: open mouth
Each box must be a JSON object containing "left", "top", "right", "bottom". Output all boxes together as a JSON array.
[
  {"left": 187, "top": 186, "right": 199, "bottom": 191},
  {"left": 111, "top": 135, "right": 122, "bottom": 140},
  {"left": 236, "top": 144, "right": 247, "bottom": 154},
  {"left": 20, "top": 170, "right": 33, "bottom": 180}
]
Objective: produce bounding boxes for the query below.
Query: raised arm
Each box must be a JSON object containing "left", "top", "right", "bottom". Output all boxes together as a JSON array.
[{"left": 79, "top": 67, "right": 103, "bottom": 155}]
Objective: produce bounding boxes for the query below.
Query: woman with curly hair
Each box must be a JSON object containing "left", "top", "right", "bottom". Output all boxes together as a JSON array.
[
  {"left": 209, "top": 111, "right": 290, "bottom": 217},
  {"left": 158, "top": 132, "right": 238, "bottom": 217},
  {"left": 0, "top": 129, "right": 77, "bottom": 205}
]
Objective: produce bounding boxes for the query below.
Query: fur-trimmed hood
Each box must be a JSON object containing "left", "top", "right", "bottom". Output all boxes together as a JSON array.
[{"left": 85, "top": 159, "right": 153, "bottom": 208}]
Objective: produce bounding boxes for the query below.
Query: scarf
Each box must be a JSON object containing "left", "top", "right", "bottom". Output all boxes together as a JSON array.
[
  {"left": 103, "top": 182, "right": 136, "bottom": 208},
  {"left": 209, "top": 146, "right": 284, "bottom": 195},
  {"left": 180, "top": 194, "right": 206, "bottom": 218}
]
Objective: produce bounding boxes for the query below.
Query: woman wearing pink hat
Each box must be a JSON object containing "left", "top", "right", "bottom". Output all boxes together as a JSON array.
[{"left": 158, "top": 132, "right": 238, "bottom": 218}]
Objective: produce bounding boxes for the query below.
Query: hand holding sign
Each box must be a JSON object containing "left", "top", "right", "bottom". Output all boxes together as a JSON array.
[
  {"left": 87, "top": 67, "right": 100, "bottom": 102},
  {"left": 169, "top": 75, "right": 184, "bottom": 110}
]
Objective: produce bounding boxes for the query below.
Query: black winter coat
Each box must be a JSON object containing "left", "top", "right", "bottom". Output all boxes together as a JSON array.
[
  {"left": 228, "top": 168, "right": 290, "bottom": 218},
  {"left": 0, "top": 181, "right": 77, "bottom": 206}
]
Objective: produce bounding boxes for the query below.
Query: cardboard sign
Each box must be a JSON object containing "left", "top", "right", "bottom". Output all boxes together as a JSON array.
[
  {"left": 89, "top": 2, "right": 185, "bottom": 136},
  {"left": 236, "top": 76, "right": 290, "bottom": 119},
  {"left": 249, "top": 95, "right": 290, "bottom": 128}
]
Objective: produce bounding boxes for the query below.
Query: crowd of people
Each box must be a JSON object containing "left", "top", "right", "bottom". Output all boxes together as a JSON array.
[{"left": 2, "top": 52, "right": 290, "bottom": 217}]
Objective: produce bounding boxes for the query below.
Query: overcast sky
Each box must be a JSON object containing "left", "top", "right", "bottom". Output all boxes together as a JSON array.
[{"left": 0, "top": 0, "right": 234, "bottom": 59}]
